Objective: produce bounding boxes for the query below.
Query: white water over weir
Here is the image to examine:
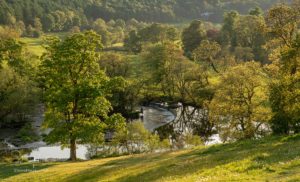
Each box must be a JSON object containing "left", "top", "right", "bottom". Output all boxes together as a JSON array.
[{"left": 141, "top": 106, "right": 176, "bottom": 131}]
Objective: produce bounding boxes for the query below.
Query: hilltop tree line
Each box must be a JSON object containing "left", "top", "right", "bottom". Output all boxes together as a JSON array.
[{"left": 0, "top": 0, "right": 281, "bottom": 33}]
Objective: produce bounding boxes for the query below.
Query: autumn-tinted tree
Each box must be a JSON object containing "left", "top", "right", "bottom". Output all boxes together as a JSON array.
[
  {"left": 210, "top": 62, "right": 271, "bottom": 141},
  {"left": 270, "top": 36, "right": 300, "bottom": 134},
  {"left": 192, "top": 40, "right": 221, "bottom": 73},
  {"left": 265, "top": 4, "right": 299, "bottom": 48}
]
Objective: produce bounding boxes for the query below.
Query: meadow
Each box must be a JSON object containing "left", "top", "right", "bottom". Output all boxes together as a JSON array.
[
  {"left": 1, "top": 135, "right": 300, "bottom": 182},
  {"left": 20, "top": 32, "right": 68, "bottom": 57}
]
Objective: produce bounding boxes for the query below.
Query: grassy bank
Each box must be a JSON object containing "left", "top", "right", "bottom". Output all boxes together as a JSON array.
[{"left": 1, "top": 135, "right": 300, "bottom": 181}]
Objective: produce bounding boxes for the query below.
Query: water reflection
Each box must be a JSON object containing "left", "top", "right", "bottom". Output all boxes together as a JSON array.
[
  {"left": 24, "top": 106, "right": 175, "bottom": 161},
  {"left": 17, "top": 105, "right": 220, "bottom": 161},
  {"left": 155, "top": 105, "right": 219, "bottom": 144}
]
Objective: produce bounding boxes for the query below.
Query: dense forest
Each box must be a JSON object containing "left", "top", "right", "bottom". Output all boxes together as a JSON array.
[
  {"left": 0, "top": 0, "right": 282, "bottom": 28},
  {"left": 0, "top": 0, "right": 299, "bottom": 164}
]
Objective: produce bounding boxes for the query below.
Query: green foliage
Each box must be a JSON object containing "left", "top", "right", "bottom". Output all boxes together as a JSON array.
[
  {"left": 265, "top": 4, "right": 299, "bottom": 48},
  {"left": 125, "top": 23, "right": 179, "bottom": 53},
  {"left": 140, "top": 41, "right": 208, "bottom": 102},
  {"left": 0, "top": 0, "right": 281, "bottom": 31},
  {"left": 5, "top": 135, "right": 300, "bottom": 181},
  {"left": 192, "top": 40, "right": 221, "bottom": 73},
  {"left": 0, "top": 36, "right": 23, "bottom": 69},
  {"left": 113, "top": 122, "right": 150, "bottom": 154},
  {"left": 233, "top": 15, "right": 267, "bottom": 62},
  {"left": 40, "top": 31, "right": 125, "bottom": 160},
  {"left": 1, "top": 0, "right": 299, "bottom": 158},
  {"left": 268, "top": 5, "right": 300, "bottom": 134},
  {"left": 221, "top": 11, "right": 239, "bottom": 46},
  {"left": 220, "top": 11, "right": 268, "bottom": 63},
  {"left": 184, "top": 133, "right": 203, "bottom": 148},
  {"left": 182, "top": 20, "right": 207, "bottom": 57},
  {"left": 0, "top": 31, "right": 38, "bottom": 126},
  {"left": 16, "top": 123, "right": 39, "bottom": 143},
  {"left": 0, "top": 66, "right": 32, "bottom": 125},
  {"left": 249, "top": 7, "right": 263, "bottom": 16},
  {"left": 210, "top": 62, "right": 272, "bottom": 141},
  {"left": 111, "top": 122, "right": 172, "bottom": 155}
]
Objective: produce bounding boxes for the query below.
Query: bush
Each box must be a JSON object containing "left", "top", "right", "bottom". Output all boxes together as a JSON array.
[
  {"left": 16, "top": 123, "right": 39, "bottom": 143},
  {"left": 32, "top": 30, "right": 42, "bottom": 38},
  {"left": 184, "top": 133, "right": 203, "bottom": 148}
]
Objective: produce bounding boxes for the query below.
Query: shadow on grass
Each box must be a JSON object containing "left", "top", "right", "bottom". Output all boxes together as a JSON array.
[
  {"left": 57, "top": 136, "right": 300, "bottom": 181},
  {"left": 0, "top": 163, "right": 57, "bottom": 180}
]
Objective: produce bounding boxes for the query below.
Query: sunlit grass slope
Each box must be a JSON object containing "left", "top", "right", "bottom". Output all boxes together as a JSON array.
[
  {"left": 20, "top": 37, "right": 45, "bottom": 57},
  {"left": 20, "top": 32, "right": 68, "bottom": 57},
  {"left": 1, "top": 135, "right": 300, "bottom": 182}
]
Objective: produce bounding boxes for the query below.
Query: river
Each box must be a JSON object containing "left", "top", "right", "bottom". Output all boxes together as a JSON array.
[
  {"left": 3, "top": 105, "right": 221, "bottom": 161},
  {"left": 2, "top": 106, "right": 176, "bottom": 161}
]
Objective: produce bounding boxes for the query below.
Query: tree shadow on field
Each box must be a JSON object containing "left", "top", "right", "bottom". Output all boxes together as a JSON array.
[
  {"left": 64, "top": 136, "right": 300, "bottom": 182},
  {"left": 0, "top": 163, "right": 57, "bottom": 180}
]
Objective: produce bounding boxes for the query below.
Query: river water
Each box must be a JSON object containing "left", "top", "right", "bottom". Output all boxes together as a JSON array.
[
  {"left": 4, "top": 105, "right": 220, "bottom": 161},
  {"left": 142, "top": 106, "right": 175, "bottom": 131},
  {"left": 20, "top": 106, "right": 176, "bottom": 160}
]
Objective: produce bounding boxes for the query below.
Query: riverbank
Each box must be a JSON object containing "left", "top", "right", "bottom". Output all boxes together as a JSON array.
[
  {"left": 1, "top": 105, "right": 177, "bottom": 161},
  {"left": 1, "top": 134, "right": 300, "bottom": 181}
]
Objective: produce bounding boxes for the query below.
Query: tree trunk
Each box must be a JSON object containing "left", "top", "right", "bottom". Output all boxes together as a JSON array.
[
  {"left": 211, "top": 62, "right": 219, "bottom": 73},
  {"left": 70, "top": 138, "right": 77, "bottom": 161}
]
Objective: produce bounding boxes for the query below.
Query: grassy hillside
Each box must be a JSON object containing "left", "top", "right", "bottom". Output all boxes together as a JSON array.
[
  {"left": 1, "top": 135, "right": 300, "bottom": 182},
  {"left": 20, "top": 33, "right": 68, "bottom": 57},
  {"left": 21, "top": 37, "right": 45, "bottom": 57}
]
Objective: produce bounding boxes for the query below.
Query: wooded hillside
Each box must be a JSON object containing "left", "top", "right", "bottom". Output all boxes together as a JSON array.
[{"left": 0, "top": 0, "right": 281, "bottom": 28}]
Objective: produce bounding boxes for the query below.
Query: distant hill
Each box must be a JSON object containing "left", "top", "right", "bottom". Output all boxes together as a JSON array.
[
  {"left": 2, "top": 135, "right": 300, "bottom": 181},
  {"left": 0, "top": 0, "right": 282, "bottom": 28}
]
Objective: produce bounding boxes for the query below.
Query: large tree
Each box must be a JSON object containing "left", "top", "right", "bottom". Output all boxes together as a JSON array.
[
  {"left": 221, "top": 11, "right": 239, "bottom": 47},
  {"left": 0, "top": 29, "right": 37, "bottom": 126},
  {"left": 124, "top": 23, "right": 179, "bottom": 53},
  {"left": 270, "top": 36, "right": 300, "bottom": 134},
  {"left": 265, "top": 4, "right": 299, "bottom": 48},
  {"left": 192, "top": 40, "right": 221, "bottom": 73},
  {"left": 210, "top": 62, "right": 271, "bottom": 141},
  {"left": 182, "top": 20, "right": 207, "bottom": 57},
  {"left": 233, "top": 15, "right": 267, "bottom": 62},
  {"left": 40, "top": 31, "right": 125, "bottom": 161},
  {"left": 266, "top": 3, "right": 300, "bottom": 134}
]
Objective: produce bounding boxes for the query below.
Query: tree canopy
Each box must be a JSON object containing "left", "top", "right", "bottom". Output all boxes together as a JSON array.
[{"left": 40, "top": 31, "right": 125, "bottom": 161}]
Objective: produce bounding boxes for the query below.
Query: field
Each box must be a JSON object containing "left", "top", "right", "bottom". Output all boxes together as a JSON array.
[
  {"left": 1, "top": 135, "right": 300, "bottom": 182},
  {"left": 20, "top": 32, "right": 68, "bottom": 57},
  {"left": 20, "top": 37, "right": 45, "bottom": 57}
]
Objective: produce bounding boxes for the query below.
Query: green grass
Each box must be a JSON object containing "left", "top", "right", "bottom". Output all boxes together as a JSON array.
[
  {"left": 20, "top": 32, "right": 69, "bottom": 57},
  {"left": 2, "top": 135, "right": 300, "bottom": 181},
  {"left": 20, "top": 37, "right": 45, "bottom": 57}
]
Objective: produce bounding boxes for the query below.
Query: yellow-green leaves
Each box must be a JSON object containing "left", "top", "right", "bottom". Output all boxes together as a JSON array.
[
  {"left": 40, "top": 31, "right": 125, "bottom": 160},
  {"left": 210, "top": 61, "right": 271, "bottom": 141}
]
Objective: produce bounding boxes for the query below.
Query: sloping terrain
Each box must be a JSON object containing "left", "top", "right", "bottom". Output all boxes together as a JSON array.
[{"left": 1, "top": 135, "right": 300, "bottom": 182}]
